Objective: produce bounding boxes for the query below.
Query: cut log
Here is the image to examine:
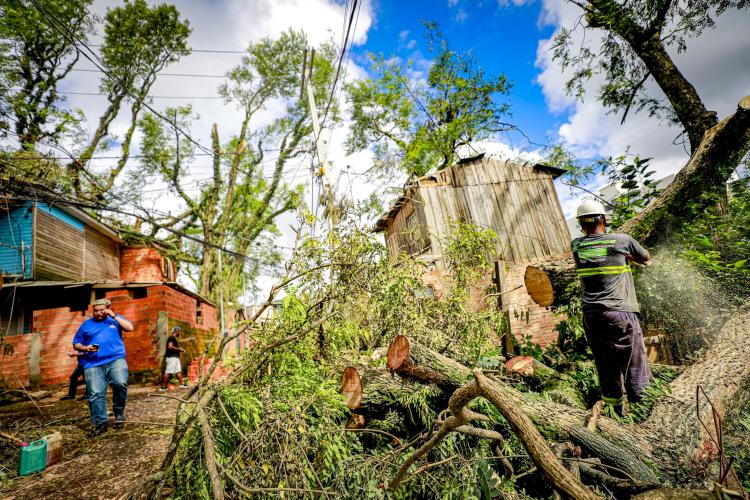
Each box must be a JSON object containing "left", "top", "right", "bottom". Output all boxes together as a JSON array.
[
  {"left": 524, "top": 265, "right": 555, "bottom": 307},
  {"left": 504, "top": 356, "right": 585, "bottom": 408},
  {"left": 341, "top": 366, "right": 363, "bottom": 410},
  {"left": 386, "top": 335, "right": 473, "bottom": 390}
]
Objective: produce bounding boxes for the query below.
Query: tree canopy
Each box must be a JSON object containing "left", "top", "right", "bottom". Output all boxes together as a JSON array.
[{"left": 346, "top": 23, "right": 513, "bottom": 177}]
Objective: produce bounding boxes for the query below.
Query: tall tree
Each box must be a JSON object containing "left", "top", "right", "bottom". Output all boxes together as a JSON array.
[
  {"left": 553, "top": 0, "right": 750, "bottom": 243},
  {"left": 71, "top": 0, "right": 190, "bottom": 197},
  {"left": 138, "top": 31, "right": 336, "bottom": 304},
  {"left": 0, "top": 0, "right": 93, "bottom": 149},
  {"left": 346, "top": 23, "right": 513, "bottom": 177}
]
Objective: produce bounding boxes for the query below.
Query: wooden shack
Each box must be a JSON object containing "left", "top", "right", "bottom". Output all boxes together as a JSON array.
[{"left": 374, "top": 154, "right": 572, "bottom": 347}]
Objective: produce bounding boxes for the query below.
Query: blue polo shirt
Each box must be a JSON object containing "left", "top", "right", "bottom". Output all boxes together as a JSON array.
[{"left": 72, "top": 315, "right": 127, "bottom": 369}]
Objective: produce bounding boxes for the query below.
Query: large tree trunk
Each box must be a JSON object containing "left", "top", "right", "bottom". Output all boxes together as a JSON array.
[
  {"left": 585, "top": 0, "right": 719, "bottom": 153},
  {"left": 621, "top": 96, "right": 750, "bottom": 246},
  {"left": 387, "top": 300, "right": 750, "bottom": 486}
]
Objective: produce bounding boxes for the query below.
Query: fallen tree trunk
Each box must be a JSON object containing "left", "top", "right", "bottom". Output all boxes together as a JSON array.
[
  {"left": 386, "top": 335, "right": 473, "bottom": 390},
  {"left": 387, "top": 302, "right": 750, "bottom": 486},
  {"left": 341, "top": 364, "right": 446, "bottom": 418},
  {"left": 504, "top": 356, "right": 585, "bottom": 408},
  {"left": 390, "top": 370, "right": 600, "bottom": 499},
  {"left": 620, "top": 95, "right": 750, "bottom": 247}
]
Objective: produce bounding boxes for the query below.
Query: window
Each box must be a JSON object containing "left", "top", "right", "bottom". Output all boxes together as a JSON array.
[{"left": 131, "top": 287, "right": 148, "bottom": 300}]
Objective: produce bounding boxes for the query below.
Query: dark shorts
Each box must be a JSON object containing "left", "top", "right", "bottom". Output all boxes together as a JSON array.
[{"left": 582, "top": 310, "right": 651, "bottom": 404}]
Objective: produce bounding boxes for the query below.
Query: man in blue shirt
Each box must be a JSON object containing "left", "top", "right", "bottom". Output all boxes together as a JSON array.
[{"left": 73, "top": 298, "right": 134, "bottom": 435}]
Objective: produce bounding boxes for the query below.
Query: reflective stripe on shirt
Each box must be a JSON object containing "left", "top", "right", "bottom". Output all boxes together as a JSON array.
[{"left": 576, "top": 265, "right": 632, "bottom": 277}]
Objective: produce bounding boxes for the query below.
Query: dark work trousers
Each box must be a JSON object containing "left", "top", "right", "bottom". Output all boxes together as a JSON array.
[
  {"left": 582, "top": 310, "right": 651, "bottom": 405},
  {"left": 68, "top": 363, "right": 86, "bottom": 399}
]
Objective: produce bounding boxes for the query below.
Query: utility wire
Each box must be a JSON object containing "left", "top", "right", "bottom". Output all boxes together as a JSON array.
[
  {"left": 71, "top": 68, "right": 226, "bottom": 78},
  {"left": 89, "top": 44, "right": 245, "bottom": 54},
  {"left": 27, "top": 0, "right": 218, "bottom": 160},
  {"left": 319, "top": 0, "right": 359, "bottom": 130}
]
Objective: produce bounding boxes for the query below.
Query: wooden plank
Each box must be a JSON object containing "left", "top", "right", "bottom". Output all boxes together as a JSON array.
[
  {"left": 525, "top": 169, "right": 553, "bottom": 256},
  {"left": 519, "top": 164, "right": 547, "bottom": 260},
  {"left": 503, "top": 162, "right": 533, "bottom": 260},
  {"left": 419, "top": 186, "right": 444, "bottom": 258},
  {"left": 490, "top": 162, "right": 520, "bottom": 262},
  {"left": 34, "top": 210, "right": 84, "bottom": 281},
  {"left": 540, "top": 175, "right": 572, "bottom": 255},
  {"left": 84, "top": 226, "right": 120, "bottom": 280},
  {"left": 426, "top": 186, "right": 449, "bottom": 255}
]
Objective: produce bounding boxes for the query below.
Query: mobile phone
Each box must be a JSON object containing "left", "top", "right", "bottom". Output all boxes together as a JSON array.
[{"left": 91, "top": 344, "right": 100, "bottom": 351}]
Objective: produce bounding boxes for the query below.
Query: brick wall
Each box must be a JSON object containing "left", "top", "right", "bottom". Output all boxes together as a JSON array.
[
  {"left": 419, "top": 256, "right": 567, "bottom": 348},
  {"left": 120, "top": 247, "right": 166, "bottom": 282},
  {"left": 501, "top": 261, "right": 566, "bottom": 348},
  {"left": 0, "top": 285, "right": 223, "bottom": 388}
]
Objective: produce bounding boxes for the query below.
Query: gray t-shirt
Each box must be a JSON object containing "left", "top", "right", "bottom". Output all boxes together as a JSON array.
[{"left": 571, "top": 232, "right": 649, "bottom": 313}]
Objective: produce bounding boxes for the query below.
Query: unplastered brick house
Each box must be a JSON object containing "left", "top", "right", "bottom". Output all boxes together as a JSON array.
[
  {"left": 0, "top": 199, "right": 232, "bottom": 388},
  {"left": 374, "top": 154, "right": 573, "bottom": 349}
]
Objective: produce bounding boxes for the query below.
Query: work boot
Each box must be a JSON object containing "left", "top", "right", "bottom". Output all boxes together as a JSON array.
[
  {"left": 114, "top": 413, "right": 126, "bottom": 423},
  {"left": 59, "top": 395, "right": 74, "bottom": 401},
  {"left": 91, "top": 423, "right": 109, "bottom": 437}
]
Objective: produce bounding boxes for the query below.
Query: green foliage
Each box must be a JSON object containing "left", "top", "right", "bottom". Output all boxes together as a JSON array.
[
  {"left": 677, "top": 182, "right": 750, "bottom": 298},
  {"left": 606, "top": 154, "right": 661, "bottom": 229},
  {"left": 346, "top": 22, "right": 512, "bottom": 177},
  {"left": 99, "top": 0, "right": 190, "bottom": 96},
  {"left": 476, "top": 457, "right": 504, "bottom": 499},
  {"left": 169, "top": 214, "right": 517, "bottom": 498},
  {"left": 0, "top": 0, "right": 94, "bottom": 148},
  {"left": 551, "top": 0, "right": 748, "bottom": 129}
]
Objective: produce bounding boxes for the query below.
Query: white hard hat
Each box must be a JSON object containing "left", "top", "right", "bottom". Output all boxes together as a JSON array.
[{"left": 576, "top": 199, "right": 606, "bottom": 218}]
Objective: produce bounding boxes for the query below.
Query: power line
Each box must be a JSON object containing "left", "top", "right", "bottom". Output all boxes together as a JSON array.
[
  {"left": 89, "top": 44, "right": 245, "bottom": 54},
  {"left": 53, "top": 89, "right": 225, "bottom": 100},
  {"left": 320, "top": 0, "right": 359, "bottom": 130},
  {"left": 27, "top": 0, "right": 218, "bottom": 161},
  {"left": 70, "top": 68, "right": 226, "bottom": 78}
]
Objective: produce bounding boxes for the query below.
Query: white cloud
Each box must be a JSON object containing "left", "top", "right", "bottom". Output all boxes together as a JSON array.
[
  {"left": 448, "top": 0, "right": 460, "bottom": 6},
  {"left": 52, "top": 0, "right": 377, "bottom": 301},
  {"left": 454, "top": 8, "right": 469, "bottom": 23},
  {"left": 534, "top": 0, "right": 750, "bottom": 217}
]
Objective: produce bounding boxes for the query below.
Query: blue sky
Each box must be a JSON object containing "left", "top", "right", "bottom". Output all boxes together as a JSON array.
[
  {"left": 358, "top": 0, "right": 557, "bottom": 148},
  {"left": 51, "top": 0, "right": 750, "bottom": 297}
]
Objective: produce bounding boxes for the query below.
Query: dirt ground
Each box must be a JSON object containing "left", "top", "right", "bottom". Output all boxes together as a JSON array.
[{"left": 0, "top": 384, "right": 184, "bottom": 499}]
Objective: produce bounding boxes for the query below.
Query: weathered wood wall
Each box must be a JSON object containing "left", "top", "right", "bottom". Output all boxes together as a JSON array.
[
  {"left": 383, "top": 190, "right": 431, "bottom": 258},
  {"left": 33, "top": 207, "right": 120, "bottom": 281},
  {"left": 83, "top": 226, "right": 120, "bottom": 280},
  {"left": 34, "top": 208, "right": 85, "bottom": 280},
  {"left": 416, "top": 157, "right": 571, "bottom": 265}
]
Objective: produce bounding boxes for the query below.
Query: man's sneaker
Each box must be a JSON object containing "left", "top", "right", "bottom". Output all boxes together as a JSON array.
[
  {"left": 91, "top": 423, "right": 109, "bottom": 437},
  {"left": 114, "top": 414, "right": 126, "bottom": 423},
  {"left": 179, "top": 384, "right": 190, "bottom": 388},
  {"left": 159, "top": 386, "right": 168, "bottom": 391},
  {"left": 59, "top": 395, "right": 74, "bottom": 401}
]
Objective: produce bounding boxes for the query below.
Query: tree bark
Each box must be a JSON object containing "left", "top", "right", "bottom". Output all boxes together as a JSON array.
[
  {"left": 386, "top": 335, "right": 474, "bottom": 390},
  {"left": 388, "top": 301, "right": 750, "bottom": 485},
  {"left": 585, "top": 0, "right": 719, "bottom": 153},
  {"left": 620, "top": 95, "right": 750, "bottom": 247}
]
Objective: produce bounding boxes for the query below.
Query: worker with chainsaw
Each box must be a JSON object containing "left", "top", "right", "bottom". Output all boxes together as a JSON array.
[{"left": 572, "top": 199, "right": 652, "bottom": 417}]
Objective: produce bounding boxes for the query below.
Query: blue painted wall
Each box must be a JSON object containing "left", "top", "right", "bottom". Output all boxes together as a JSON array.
[
  {"left": 36, "top": 203, "right": 85, "bottom": 231},
  {"left": 0, "top": 201, "right": 34, "bottom": 278}
]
